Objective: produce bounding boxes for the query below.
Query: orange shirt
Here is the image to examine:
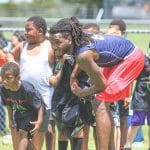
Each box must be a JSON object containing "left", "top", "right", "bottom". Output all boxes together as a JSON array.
[{"left": 0, "top": 50, "right": 6, "bottom": 67}]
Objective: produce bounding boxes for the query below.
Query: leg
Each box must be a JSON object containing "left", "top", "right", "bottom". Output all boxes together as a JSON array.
[
  {"left": 126, "top": 111, "right": 146, "bottom": 148},
  {"left": 70, "top": 129, "right": 83, "bottom": 150},
  {"left": 70, "top": 137, "right": 83, "bottom": 150},
  {"left": 18, "top": 129, "right": 29, "bottom": 150},
  {"left": 113, "top": 126, "right": 121, "bottom": 150},
  {"left": 46, "top": 121, "right": 56, "bottom": 150},
  {"left": 126, "top": 125, "right": 140, "bottom": 148},
  {"left": 27, "top": 140, "right": 36, "bottom": 150},
  {"left": 58, "top": 132, "right": 69, "bottom": 150},
  {"left": 120, "top": 116, "right": 128, "bottom": 149},
  {"left": 93, "top": 100, "right": 113, "bottom": 150},
  {"left": 10, "top": 127, "right": 20, "bottom": 150},
  {"left": 118, "top": 100, "right": 129, "bottom": 149},
  {"left": 82, "top": 125, "right": 90, "bottom": 150},
  {"left": 32, "top": 131, "right": 45, "bottom": 150}
]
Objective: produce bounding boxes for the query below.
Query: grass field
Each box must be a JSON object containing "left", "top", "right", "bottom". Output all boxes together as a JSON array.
[{"left": 0, "top": 125, "right": 149, "bottom": 150}]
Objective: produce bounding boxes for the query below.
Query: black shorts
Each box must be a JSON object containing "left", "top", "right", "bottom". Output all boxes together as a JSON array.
[
  {"left": 118, "top": 100, "right": 129, "bottom": 116},
  {"left": 15, "top": 112, "right": 37, "bottom": 139}
]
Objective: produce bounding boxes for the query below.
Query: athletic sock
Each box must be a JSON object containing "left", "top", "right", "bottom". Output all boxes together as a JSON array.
[
  {"left": 70, "top": 137, "right": 83, "bottom": 150},
  {"left": 58, "top": 141, "right": 68, "bottom": 150}
]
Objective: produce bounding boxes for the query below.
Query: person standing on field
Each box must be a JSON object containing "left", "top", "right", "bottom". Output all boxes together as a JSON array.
[{"left": 49, "top": 16, "right": 144, "bottom": 150}]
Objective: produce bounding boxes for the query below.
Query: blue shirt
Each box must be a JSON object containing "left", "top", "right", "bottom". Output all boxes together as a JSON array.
[{"left": 75, "top": 34, "right": 135, "bottom": 67}]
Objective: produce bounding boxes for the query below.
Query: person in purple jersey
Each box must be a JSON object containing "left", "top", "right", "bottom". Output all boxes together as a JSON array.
[{"left": 49, "top": 17, "right": 144, "bottom": 150}]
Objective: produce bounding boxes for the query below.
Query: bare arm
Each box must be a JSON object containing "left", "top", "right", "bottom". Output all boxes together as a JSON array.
[
  {"left": 48, "top": 44, "right": 55, "bottom": 67},
  {"left": 30, "top": 105, "right": 44, "bottom": 135},
  {"left": 6, "top": 106, "right": 16, "bottom": 128},
  {"left": 71, "top": 50, "right": 106, "bottom": 97},
  {"left": 6, "top": 42, "right": 23, "bottom": 63},
  {"left": 49, "top": 70, "right": 62, "bottom": 87},
  {"left": 70, "top": 63, "right": 82, "bottom": 86}
]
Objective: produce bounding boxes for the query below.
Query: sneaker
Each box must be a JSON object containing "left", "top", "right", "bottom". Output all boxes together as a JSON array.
[{"left": 2, "top": 134, "right": 12, "bottom": 145}]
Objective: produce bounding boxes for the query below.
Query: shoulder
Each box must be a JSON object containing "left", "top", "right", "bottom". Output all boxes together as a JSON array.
[
  {"left": 77, "top": 49, "right": 98, "bottom": 63},
  {"left": 10, "top": 42, "right": 25, "bottom": 59},
  {"left": 45, "top": 40, "right": 54, "bottom": 66}
]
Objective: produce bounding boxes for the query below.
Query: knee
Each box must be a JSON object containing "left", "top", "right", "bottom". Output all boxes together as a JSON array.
[
  {"left": 96, "top": 102, "right": 110, "bottom": 113},
  {"left": 19, "top": 129, "right": 28, "bottom": 139}
]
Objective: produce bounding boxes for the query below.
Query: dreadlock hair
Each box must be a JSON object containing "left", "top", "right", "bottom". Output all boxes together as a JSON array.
[
  {"left": 109, "top": 19, "right": 126, "bottom": 35},
  {"left": 27, "top": 16, "right": 47, "bottom": 35},
  {"left": 49, "top": 17, "right": 91, "bottom": 48},
  {"left": 1, "top": 62, "right": 20, "bottom": 77}
]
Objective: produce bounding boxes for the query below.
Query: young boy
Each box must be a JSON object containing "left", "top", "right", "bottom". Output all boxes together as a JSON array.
[
  {"left": 106, "top": 19, "right": 129, "bottom": 150},
  {"left": 125, "top": 53, "right": 150, "bottom": 150},
  {"left": 0, "top": 62, "right": 45, "bottom": 150},
  {"left": 7, "top": 16, "right": 55, "bottom": 150}
]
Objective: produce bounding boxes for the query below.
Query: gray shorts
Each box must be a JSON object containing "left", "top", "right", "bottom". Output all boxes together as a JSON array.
[
  {"left": 112, "top": 114, "right": 120, "bottom": 127},
  {"left": 40, "top": 109, "right": 54, "bottom": 132}
]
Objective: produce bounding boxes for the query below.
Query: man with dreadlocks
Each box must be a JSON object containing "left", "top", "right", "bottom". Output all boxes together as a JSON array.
[{"left": 49, "top": 17, "right": 144, "bottom": 150}]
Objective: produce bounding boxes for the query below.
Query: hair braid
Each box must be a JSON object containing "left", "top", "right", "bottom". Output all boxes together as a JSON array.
[{"left": 49, "top": 17, "right": 91, "bottom": 48}]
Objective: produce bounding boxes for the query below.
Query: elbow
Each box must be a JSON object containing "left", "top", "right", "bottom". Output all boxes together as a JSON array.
[
  {"left": 96, "top": 80, "right": 107, "bottom": 93},
  {"left": 101, "top": 81, "right": 107, "bottom": 91}
]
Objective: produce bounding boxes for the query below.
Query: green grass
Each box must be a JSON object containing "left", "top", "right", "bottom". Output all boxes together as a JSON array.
[
  {"left": 0, "top": 125, "right": 149, "bottom": 150},
  {"left": 127, "top": 33, "right": 150, "bottom": 53},
  {"left": 0, "top": 109, "right": 149, "bottom": 150}
]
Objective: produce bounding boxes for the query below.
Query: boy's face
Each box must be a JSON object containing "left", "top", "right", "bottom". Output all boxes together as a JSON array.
[
  {"left": 24, "top": 21, "right": 41, "bottom": 44},
  {"left": 1, "top": 71, "right": 18, "bottom": 90},
  {"left": 83, "top": 27, "right": 99, "bottom": 34},
  {"left": 108, "top": 25, "right": 124, "bottom": 36}
]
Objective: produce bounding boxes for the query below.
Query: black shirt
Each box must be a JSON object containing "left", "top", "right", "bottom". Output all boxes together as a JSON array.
[
  {"left": 131, "top": 55, "right": 150, "bottom": 111},
  {"left": 0, "top": 80, "right": 45, "bottom": 119}
]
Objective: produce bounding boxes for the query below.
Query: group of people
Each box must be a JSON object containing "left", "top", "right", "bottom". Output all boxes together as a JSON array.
[{"left": 0, "top": 16, "right": 149, "bottom": 150}]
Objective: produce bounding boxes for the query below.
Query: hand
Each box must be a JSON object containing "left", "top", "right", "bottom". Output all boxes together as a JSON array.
[
  {"left": 30, "top": 120, "right": 42, "bottom": 136},
  {"left": 48, "top": 123, "right": 53, "bottom": 133},
  {"left": 123, "top": 97, "right": 130, "bottom": 109},
  {"left": 71, "top": 82, "right": 83, "bottom": 97}
]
